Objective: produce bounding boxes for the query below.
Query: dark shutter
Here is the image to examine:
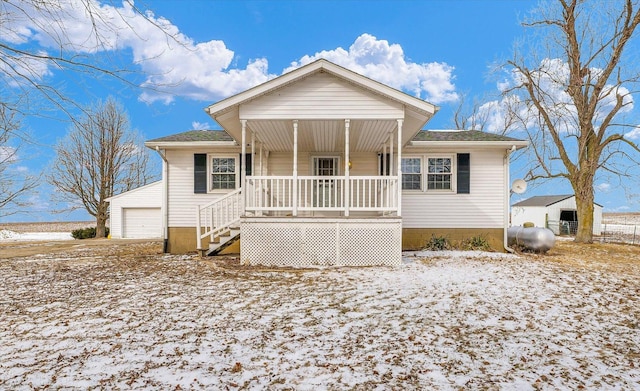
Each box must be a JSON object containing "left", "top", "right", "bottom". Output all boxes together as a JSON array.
[
  {"left": 240, "top": 154, "right": 252, "bottom": 176},
  {"left": 194, "top": 154, "right": 207, "bottom": 194},
  {"left": 457, "top": 153, "right": 470, "bottom": 194},
  {"left": 378, "top": 153, "right": 391, "bottom": 175}
]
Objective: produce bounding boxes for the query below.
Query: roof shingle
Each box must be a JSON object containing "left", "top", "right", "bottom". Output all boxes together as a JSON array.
[
  {"left": 147, "top": 130, "right": 234, "bottom": 143},
  {"left": 411, "top": 130, "right": 524, "bottom": 142}
]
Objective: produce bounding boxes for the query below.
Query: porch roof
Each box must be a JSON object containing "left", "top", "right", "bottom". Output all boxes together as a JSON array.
[{"left": 146, "top": 129, "right": 529, "bottom": 150}]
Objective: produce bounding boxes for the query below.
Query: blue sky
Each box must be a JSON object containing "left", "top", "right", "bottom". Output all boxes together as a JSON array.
[{"left": 2, "top": 0, "right": 638, "bottom": 222}]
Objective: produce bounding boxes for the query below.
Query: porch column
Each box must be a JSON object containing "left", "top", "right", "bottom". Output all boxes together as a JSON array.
[
  {"left": 241, "top": 120, "right": 247, "bottom": 216},
  {"left": 382, "top": 144, "right": 387, "bottom": 175},
  {"left": 292, "top": 120, "right": 298, "bottom": 217},
  {"left": 251, "top": 131, "right": 255, "bottom": 176},
  {"left": 389, "top": 132, "right": 394, "bottom": 178},
  {"left": 397, "top": 119, "right": 403, "bottom": 217},
  {"left": 344, "top": 119, "right": 350, "bottom": 217},
  {"left": 259, "top": 143, "right": 263, "bottom": 176},
  {"left": 241, "top": 120, "right": 247, "bottom": 189}
]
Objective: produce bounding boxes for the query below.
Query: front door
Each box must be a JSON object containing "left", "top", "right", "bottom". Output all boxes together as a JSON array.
[{"left": 313, "top": 157, "right": 339, "bottom": 208}]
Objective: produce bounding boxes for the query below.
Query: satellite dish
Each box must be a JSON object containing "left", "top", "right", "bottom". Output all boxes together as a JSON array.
[{"left": 511, "top": 179, "right": 527, "bottom": 194}]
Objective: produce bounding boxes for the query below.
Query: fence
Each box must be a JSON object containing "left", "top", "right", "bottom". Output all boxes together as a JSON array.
[
  {"left": 599, "top": 222, "right": 639, "bottom": 245},
  {"left": 547, "top": 219, "right": 638, "bottom": 245}
]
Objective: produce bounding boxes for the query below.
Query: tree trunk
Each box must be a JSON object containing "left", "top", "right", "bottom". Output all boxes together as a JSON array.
[
  {"left": 574, "top": 185, "right": 594, "bottom": 243},
  {"left": 96, "top": 208, "right": 108, "bottom": 238}
]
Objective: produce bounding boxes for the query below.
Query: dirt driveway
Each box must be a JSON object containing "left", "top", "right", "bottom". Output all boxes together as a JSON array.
[{"left": 0, "top": 238, "right": 165, "bottom": 259}]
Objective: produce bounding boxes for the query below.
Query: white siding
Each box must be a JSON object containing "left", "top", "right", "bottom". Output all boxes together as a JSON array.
[
  {"left": 268, "top": 151, "right": 378, "bottom": 176},
  {"left": 109, "top": 181, "right": 162, "bottom": 238},
  {"left": 167, "top": 148, "right": 241, "bottom": 227},
  {"left": 240, "top": 73, "right": 404, "bottom": 120},
  {"left": 511, "top": 206, "right": 548, "bottom": 228},
  {"left": 512, "top": 196, "right": 603, "bottom": 235},
  {"left": 402, "top": 150, "right": 506, "bottom": 229},
  {"left": 593, "top": 205, "right": 603, "bottom": 235}
]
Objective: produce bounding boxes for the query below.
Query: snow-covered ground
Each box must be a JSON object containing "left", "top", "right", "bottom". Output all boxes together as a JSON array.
[
  {"left": 1, "top": 246, "right": 638, "bottom": 389},
  {"left": 0, "top": 230, "right": 73, "bottom": 241}
]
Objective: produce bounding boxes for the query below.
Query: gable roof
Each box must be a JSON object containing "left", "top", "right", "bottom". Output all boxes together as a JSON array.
[
  {"left": 513, "top": 195, "right": 575, "bottom": 207},
  {"left": 204, "top": 59, "right": 440, "bottom": 149},
  {"left": 105, "top": 181, "right": 162, "bottom": 202},
  {"left": 205, "top": 59, "right": 438, "bottom": 118}
]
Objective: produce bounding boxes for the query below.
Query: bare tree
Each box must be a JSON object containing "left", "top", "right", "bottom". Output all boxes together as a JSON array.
[
  {"left": 1, "top": 0, "right": 155, "bottom": 119},
  {"left": 48, "top": 98, "right": 156, "bottom": 237},
  {"left": 502, "top": 0, "right": 640, "bottom": 242},
  {"left": 0, "top": 104, "right": 40, "bottom": 218}
]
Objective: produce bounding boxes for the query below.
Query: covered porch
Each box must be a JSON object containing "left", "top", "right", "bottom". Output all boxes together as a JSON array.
[
  {"left": 241, "top": 118, "right": 404, "bottom": 218},
  {"left": 196, "top": 118, "right": 407, "bottom": 265},
  {"left": 198, "top": 60, "right": 437, "bottom": 265}
]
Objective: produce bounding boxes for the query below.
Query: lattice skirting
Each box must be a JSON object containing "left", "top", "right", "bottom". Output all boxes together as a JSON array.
[{"left": 240, "top": 218, "right": 402, "bottom": 267}]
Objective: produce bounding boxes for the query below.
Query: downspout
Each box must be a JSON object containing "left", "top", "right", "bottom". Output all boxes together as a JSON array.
[
  {"left": 504, "top": 145, "right": 516, "bottom": 253},
  {"left": 155, "top": 146, "right": 169, "bottom": 253}
]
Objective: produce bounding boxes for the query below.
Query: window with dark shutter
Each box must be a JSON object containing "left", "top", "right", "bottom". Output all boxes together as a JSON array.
[
  {"left": 194, "top": 154, "right": 207, "bottom": 193},
  {"left": 457, "top": 153, "right": 470, "bottom": 194}
]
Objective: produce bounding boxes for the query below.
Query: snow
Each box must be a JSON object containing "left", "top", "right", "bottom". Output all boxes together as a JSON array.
[
  {"left": 0, "top": 248, "right": 638, "bottom": 389},
  {"left": 0, "top": 230, "right": 73, "bottom": 241}
]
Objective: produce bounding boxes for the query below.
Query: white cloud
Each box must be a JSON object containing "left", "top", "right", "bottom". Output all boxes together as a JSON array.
[
  {"left": 596, "top": 182, "right": 611, "bottom": 192},
  {"left": 474, "top": 58, "right": 634, "bottom": 134},
  {"left": 0, "top": 0, "right": 273, "bottom": 103},
  {"left": 0, "top": 146, "right": 17, "bottom": 164},
  {"left": 2, "top": 4, "right": 457, "bottom": 105},
  {"left": 605, "top": 205, "right": 630, "bottom": 212},
  {"left": 191, "top": 121, "right": 210, "bottom": 130},
  {"left": 625, "top": 126, "right": 640, "bottom": 140},
  {"left": 285, "top": 34, "right": 458, "bottom": 104}
]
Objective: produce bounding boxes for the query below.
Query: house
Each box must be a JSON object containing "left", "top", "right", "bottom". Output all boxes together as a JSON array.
[
  {"left": 145, "top": 59, "right": 527, "bottom": 266},
  {"left": 511, "top": 194, "right": 602, "bottom": 236},
  {"left": 107, "top": 181, "right": 163, "bottom": 239}
]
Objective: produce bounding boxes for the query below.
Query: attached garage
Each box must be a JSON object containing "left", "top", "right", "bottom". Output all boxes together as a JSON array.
[{"left": 107, "top": 181, "right": 163, "bottom": 239}]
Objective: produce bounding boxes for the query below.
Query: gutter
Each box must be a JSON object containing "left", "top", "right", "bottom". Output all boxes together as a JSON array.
[
  {"left": 155, "top": 146, "right": 169, "bottom": 253},
  {"left": 504, "top": 145, "right": 516, "bottom": 253}
]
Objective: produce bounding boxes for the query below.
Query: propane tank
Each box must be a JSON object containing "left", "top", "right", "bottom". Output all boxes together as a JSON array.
[{"left": 507, "top": 226, "right": 556, "bottom": 253}]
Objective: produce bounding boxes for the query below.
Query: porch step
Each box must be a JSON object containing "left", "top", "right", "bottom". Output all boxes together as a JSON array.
[{"left": 204, "top": 227, "right": 240, "bottom": 256}]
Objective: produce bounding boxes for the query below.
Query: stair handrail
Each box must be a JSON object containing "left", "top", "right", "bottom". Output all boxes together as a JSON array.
[{"left": 196, "top": 188, "right": 243, "bottom": 250}]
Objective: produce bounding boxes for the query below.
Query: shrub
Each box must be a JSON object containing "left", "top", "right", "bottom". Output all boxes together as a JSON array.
[
  {"left": 423, "top": 235, "right": 451, "bottom": 251},
  {"left": 461, "top": 235, "right": 492, "bottom": 251},
  {"left": 71, "top": 227, "right": 110, "bottom": 239}
]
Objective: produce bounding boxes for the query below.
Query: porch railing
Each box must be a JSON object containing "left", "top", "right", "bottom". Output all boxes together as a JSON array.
[
  {"left": 196, "top": 188, "right": 243, "bottom": 249},
  {"left": 245, "top": 175, "right": 398, "bottom": 214}
]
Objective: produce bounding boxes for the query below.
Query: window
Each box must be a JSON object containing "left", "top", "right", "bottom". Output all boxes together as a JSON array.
[
  {"left": 211, "top": 157, "right": 237, "bottom": 190},
  {"left": 401, "top": 157, "right": 422, "bottom": 190},
  {"left": 194, "top": 153, "right": 253, "bottom": 193},
  {"left": 427, "top": 157, "right": 452, "bottom": 190}
]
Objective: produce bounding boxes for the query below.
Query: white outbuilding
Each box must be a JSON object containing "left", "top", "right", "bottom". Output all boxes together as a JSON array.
[
  {"left": 511, "top": 194, "right": 602, "bottom": 236},
  {"left": 107, "top": 181, "right": 163, "bottom": 239}
]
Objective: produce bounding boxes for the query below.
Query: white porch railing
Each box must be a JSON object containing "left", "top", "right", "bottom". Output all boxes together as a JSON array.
[
  {"left": 196, "top": 188, "right": 243, "bottom": 249},
  {"left": 245, "top": 175, "right": 398, "bottom": 214}
]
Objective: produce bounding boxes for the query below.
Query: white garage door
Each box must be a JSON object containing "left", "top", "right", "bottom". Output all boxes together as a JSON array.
[{"left": 122, "top": 208, "right": 161, "bottom": 238}]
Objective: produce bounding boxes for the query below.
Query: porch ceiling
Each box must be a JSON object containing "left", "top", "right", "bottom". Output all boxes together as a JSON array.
[{"left": 247, "top": 119, "right": 397, "bottom": 152}]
